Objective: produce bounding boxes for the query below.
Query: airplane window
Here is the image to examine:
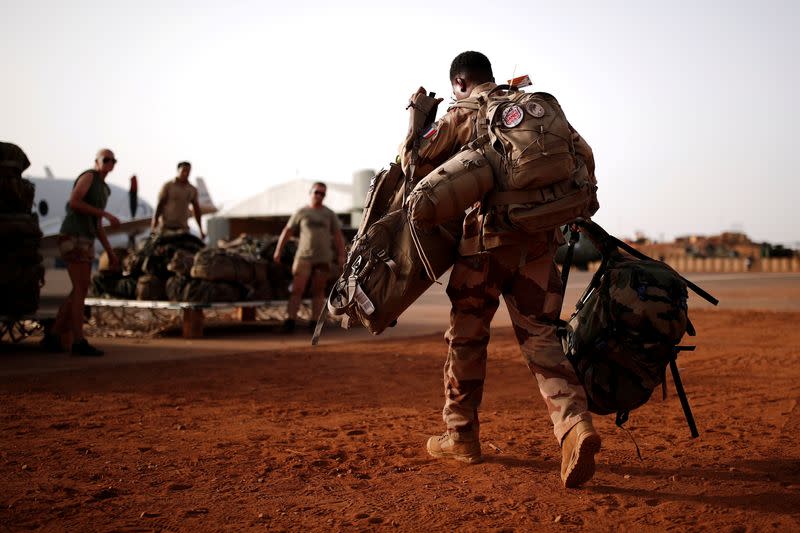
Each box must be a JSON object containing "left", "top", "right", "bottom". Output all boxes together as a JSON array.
[{"left": 38, "top": 200, "right": 49, "bottom": 216}]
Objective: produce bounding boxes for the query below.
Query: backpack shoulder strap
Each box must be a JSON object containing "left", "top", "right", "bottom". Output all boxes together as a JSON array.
[{"left": 449, "top": 98, "right": 482, "bottom": 111}]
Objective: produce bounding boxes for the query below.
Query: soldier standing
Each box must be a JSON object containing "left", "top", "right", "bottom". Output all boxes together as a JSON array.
[
  {"left": 273, "top": 182, "right": 346, "bottom": 333},
  {"left": 151, "top": 161, "right": 205, "bottom": 238},
  {"left": 44, "top": 149, "right": 120, "bottom": 356},
  {"left": 400, "top": 51, "right": 601, "bottom": 488}
]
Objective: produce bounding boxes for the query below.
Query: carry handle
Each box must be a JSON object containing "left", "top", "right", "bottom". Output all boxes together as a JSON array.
[
  {"left": 559, "top": 225, "right": 581, "bottom": 301},
  {"left": 573, "top": 218, "right": 719, "bottom": 306}
]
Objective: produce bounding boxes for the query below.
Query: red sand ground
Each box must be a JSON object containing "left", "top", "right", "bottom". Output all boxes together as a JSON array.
[{"left": 1, "top": 309, "right": 799, "bottom": 532}]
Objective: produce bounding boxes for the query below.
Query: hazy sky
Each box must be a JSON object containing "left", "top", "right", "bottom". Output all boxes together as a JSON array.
[{"left": 2, "top": 0, "right": 798, "bottom": 245}]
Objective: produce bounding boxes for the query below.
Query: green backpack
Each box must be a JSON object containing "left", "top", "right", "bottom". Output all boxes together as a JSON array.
[{"left": 561, "top": 220, "right": 718, "bottom": 436}]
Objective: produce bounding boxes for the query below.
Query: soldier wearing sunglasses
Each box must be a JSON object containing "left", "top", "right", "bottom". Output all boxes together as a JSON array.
[
  {"left": 273, "top": 182, "right": 346, "bottom": 333},
  {"left": 43, "top": 149, "right": 121, "bottom": 356}
]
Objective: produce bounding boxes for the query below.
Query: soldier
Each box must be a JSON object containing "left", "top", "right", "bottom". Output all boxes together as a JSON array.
[
  {"left": 151, "top": 161, "right": 205, "bottom": 238},
  {"left": 43, "top": 149, "right": 121, "bottom": 356},
  {"left": 273, "top": 182, "right": 346, "bottom": 333},
  {"left": 401, "top": 51, "right": 601, "bottom": 488}
]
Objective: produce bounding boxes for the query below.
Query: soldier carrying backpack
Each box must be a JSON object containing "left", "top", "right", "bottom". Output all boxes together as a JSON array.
[{"left": 400, "top": 51, "right": 601, "bottom": 488}]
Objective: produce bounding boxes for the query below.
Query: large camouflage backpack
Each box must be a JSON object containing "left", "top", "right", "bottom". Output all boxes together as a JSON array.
[
  {"left": 455, "top": 85, "right": 599, "bottom": 237},
  {"left": 561, "top": 220, "right": 718, "bottom": 436},
  {"left": 315, "top": 163, "right": 459, "bottom": 341}
]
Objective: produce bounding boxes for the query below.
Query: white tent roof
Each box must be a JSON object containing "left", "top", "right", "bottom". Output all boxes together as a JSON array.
[{"left": 222, "top": 179, "right": 354, "bottom": 217}]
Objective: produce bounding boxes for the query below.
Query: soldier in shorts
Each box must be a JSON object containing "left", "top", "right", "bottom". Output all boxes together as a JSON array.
[
  {"left": 151, "top": 161, "right": 205, "bottom": 238},
  {"left": 273, "top": 182, "right": 346, "bottom": 333},
  {"left": 400, "top": 52, "right": 601, "bottom": 487},
  {"left": 43, "top": 149, "right": 121, "bottom": 356}
]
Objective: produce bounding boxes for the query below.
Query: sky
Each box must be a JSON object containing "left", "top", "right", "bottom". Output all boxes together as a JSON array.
[{"left": 2, "top": 0, "right": 798, "bottom": 245}]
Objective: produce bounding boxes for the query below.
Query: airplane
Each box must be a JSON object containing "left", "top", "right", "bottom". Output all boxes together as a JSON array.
[{"left": 26, "top": 167, "right": 218, "bottom": 260}]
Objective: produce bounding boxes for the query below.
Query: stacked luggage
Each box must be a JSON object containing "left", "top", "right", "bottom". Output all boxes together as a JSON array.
[
  {"left": 0, "top": 143, "right": 44, "bottom": 317},
  {"left": 90, "top": 231, "right": 298, "bottom": 304}
]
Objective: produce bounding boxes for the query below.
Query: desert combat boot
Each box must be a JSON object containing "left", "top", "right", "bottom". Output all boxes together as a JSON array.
[
  {"left": 560, "top": 420, "right": 602, "bottom": 488},
  {"left": 426, "top": 432, "right": 482, "bottom": 464}
]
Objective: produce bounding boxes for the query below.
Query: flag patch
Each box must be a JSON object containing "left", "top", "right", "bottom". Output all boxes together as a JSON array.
[
  {"left": 507, "top": 74, "right": 533, "bottom": 88},
  {"left": 422, "top": 125, "right": 438, "bottom": 139}
]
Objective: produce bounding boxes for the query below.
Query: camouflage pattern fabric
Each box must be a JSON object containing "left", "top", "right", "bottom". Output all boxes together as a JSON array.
[
  {"left": 565, "top": 253, "right": 690, "bottom": 415},
  {"left": 443, "top": 237, "right": 591, "bottom": 443}
]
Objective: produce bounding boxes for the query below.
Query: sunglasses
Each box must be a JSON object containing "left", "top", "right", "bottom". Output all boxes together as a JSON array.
[
  {"left": 102, "top": 157, "right": 117, "bottom": 164},
  {"left": 313, "top": 190, "right": 326, "bottom": 197}
]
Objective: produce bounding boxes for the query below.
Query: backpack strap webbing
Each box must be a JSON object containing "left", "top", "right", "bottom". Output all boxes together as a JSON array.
[
  {"left": 574, "top": 219, "right": 719, "bottom": 306},
  {"left": 311, "top": 295, "right": 331, "bottom": 346},
  {"left": 609, "top": 235, "right": 719, "bottom": 306},
  {"left": 560, "top": 227, "right": 580, "bottom": 301},
  {"left": 670, "top": 346, "right": 700, "bottom": 438},
  {"left": 449, "top": 98, "right": 482, "bottom": 111},
  {"left": 487, "top": 178, "right": 578, "bottom": 206}
]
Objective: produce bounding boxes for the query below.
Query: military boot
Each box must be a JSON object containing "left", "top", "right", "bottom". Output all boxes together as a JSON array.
[
  {"left": 426, "top": 431, "right": 482, "bottom": 464},
  {"left": 560, "top": 420, "right": 601, "bottom": 488}
]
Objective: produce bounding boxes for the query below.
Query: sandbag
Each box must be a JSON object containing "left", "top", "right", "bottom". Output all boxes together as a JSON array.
[
  {"left": 191, "top": 248, "right": 268, "bottom": 286},
  {"left": 407, "top": 147, "right": 493, "bottom": 231},
  {"left": 328, "top": 209, "right": 456, "bottom": 335}
]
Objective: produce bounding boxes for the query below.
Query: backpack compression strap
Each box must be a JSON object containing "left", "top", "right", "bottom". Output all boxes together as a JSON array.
[{"left": 574, "top": 218, "right": 719, "bottom": 306}]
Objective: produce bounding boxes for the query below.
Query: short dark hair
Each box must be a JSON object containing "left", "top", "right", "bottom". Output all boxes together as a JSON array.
[
  {"left": 177, "top": 161, "right": 191, "bottom": 170},
  {"left": 311, "top": 182, "right": 326, "bottom": 191},
  {"left": 449, "top": 51, "right": 494, "bottom": 84}
]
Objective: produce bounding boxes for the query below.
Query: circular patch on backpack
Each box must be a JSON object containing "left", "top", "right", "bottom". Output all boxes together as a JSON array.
[
  {"left": 501, "top": 104, "right": 524, "bottom": 128},
  {"left": 525, "top": 101, "right": 546, "bottom": 118}
]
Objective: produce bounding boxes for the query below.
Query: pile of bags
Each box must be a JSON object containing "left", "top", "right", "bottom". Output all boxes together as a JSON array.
[
  {"left": 90, "top": 232, "right": 297, "bottom": 304},
  {"left": 0, "top": 142, "right": 44, "bottom": 317}
]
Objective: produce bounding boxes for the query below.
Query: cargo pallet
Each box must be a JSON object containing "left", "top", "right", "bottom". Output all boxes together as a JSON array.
[{"left": 83, "top": 298, "right": 282, "bottom": 338}]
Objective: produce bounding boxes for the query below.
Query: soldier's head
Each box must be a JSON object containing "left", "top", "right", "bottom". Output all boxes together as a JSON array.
[
  {"left": 309, "top": 182, "right": 326, "bottom": 207},
  {"left": 95, "top": 148, "right": 117, "bottom": 175},
  {"left": 450, "top": 51, "right": 494, "bottom": 101},
  {"left": 177, "top": 161, "right": 191, "bottom": 181}
]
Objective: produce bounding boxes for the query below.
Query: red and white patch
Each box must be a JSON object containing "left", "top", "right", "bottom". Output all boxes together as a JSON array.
[
  {"left": 421, "top": 125, "right": 438, "bottom": 139},
  {"left": 501, "top": 104, "right": 524, "bottom": 128}
]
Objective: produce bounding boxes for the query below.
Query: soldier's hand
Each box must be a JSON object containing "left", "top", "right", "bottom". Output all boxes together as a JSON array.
[
  {"left": 410, "top": 86, "right": 426, "bottom": 102},
  {"left": 272, "top": 251, "right": 281, "bottom": 263},
  {"left": 105, "top": 212, "right": 121, "bottom": 228}
]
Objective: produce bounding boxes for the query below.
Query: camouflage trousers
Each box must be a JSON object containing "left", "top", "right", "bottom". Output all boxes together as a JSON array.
[{"left": 442, "top": 240, "right": 591, "bottom": 444}]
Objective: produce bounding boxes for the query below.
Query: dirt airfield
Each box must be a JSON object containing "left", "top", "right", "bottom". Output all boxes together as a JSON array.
[{"left": 2, "top": 274, "right": 800, "bottom": 531}]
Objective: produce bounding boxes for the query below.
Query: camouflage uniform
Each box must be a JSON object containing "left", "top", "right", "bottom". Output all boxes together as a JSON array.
[{"left": 400, "top": 82, "right": 591, "bottom": 443}]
